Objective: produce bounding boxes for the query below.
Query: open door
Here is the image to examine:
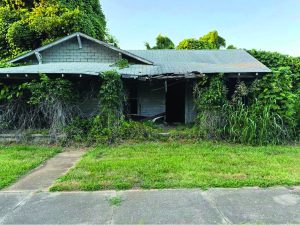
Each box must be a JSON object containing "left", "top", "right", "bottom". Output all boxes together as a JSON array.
[{"left": 166, "top": 81, "right": 185, "bottom": 123}]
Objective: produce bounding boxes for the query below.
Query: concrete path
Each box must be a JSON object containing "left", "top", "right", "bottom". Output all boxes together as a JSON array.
[
  {"left": 0, "top": 187, "right": 299, "bottom": 224},
  {"left": 4, "top": 149, "right": 86, "bottom": 191}
]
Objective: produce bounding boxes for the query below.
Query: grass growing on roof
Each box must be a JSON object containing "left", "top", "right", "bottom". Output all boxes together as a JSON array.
[
  {"left": 0, "top": 145, "right": 61, "bottom": 189},
  {"left": 50, "top": 141, "right": 300, "bottom": 191}
]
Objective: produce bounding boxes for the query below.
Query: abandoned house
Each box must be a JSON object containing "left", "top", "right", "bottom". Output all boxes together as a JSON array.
[{"left": 0, "top": 32, "right": 271, "bottom": 124}]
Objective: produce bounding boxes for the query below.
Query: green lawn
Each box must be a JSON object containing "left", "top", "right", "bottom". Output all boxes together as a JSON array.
[
  {"left": 50, "top": 141, "right": 300, "bottom": 191},
  {"left": 0, "top": 145, "right": 61, "bottom": 189}
]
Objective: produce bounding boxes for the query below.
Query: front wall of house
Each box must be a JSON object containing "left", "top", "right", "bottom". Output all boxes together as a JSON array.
[
  {"left": 138, "top": 81, "right": 166, "bottom": 117},
  {"left": 137, "top": 80, "right": 196, "bottom": 123},
  {"left": 41, "top": 39, "right": 120, "bottom": 63}
]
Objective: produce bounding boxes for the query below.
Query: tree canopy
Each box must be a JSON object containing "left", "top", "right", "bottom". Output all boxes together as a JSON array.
[
  {"left": 227, "top": 45, "right": 237, "bottom": 49},
  {"left": 0, "top": 0, "right": 36, "bottom": 9},
  {"left": 199, "top": 31, "right": 226, "bottom": 49},
  {"left": 147, "top": 30, "right": 226, "bottom": 50},
  {"left": 0, "top": 0, "right": 108, "bottom": 60},
  {"left": 176, "top": 38, "right": 212, "bottom": 50},
  {"left": 145, "top": 34, "right": 175, "bottom": 50}
]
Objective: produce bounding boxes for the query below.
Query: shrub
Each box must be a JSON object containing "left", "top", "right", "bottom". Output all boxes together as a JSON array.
[
  {"left": 194, "top": 74, "right": 228, "bottom": 139},
  {"left": 0, "top": 74, "right": 78, "bottom": 135},
  {"left": 248, "top": 49, "right": 300, "bottom": 74},
  {"left": 120, "top": 120, "right": 158, "bottom": 141},
  {"left": 251, "top": 68, "right": 297, "bottom": 127},
  {"left": 63, "top": 118, "right": 161, "bottom": 145},
  {"left": 26, "top": 74, "right": 77, "bottom": 135},
  {"left": 0, "top": 82, "right": 34, "bottom": 131},
  {"left": 193, "top": 72, "right": 298, "bottom": 145},
  {"left": 63, "top": 117, "right": 92, "bottom": 144}
]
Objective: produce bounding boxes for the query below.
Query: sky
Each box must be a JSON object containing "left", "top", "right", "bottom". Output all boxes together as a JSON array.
[{"left": 101, "top": 0, "right": 300, "bottom": 56}]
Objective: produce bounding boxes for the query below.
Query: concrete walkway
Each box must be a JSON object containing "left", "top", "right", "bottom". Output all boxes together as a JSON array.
[
  {"left": 0, "top": 187, "right": 299, "bottom": 224},
  {"left": 4, "top": 149, "right": 86, "bottom": 191}
]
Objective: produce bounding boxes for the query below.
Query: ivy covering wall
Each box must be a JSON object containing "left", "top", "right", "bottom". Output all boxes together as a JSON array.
[{"left": 193, "top": 68, "right": 299, "bottom": 145}]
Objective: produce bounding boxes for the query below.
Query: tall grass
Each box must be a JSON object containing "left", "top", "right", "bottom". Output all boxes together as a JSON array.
[
  {"left": 196, "top": 109, "right": 226, "bottom": 139},
  {"left": 223, "top": 101, "right": 292, "bottom": 145},
  {"left": 196, "top": 100, "right": 295, "bottom": 145}
]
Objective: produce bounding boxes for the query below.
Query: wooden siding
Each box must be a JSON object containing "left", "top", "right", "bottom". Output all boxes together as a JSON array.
[
  {"left": 41, "top": 38, "right": 120, "bottom": 64},
  {"left": 137, "top": 80, "right": 195, "bottom": 124},
  {"left": 138, "top": 81, "right": 166, "bottom": 117}
]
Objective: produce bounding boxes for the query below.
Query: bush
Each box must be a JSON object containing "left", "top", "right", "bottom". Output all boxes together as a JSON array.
[
  {"left": 251, "top": 68, "right": 297, "bottom": 127},
  {"left": 193, "top": 72, "right": 298, "bottom": 145},
  {"left": 120, "top": 120, "right": 158, "bottom": 141},
  {"left": 63, "top": 117, "right": 92, "bottom": 143},
  {"left": 63, "top": 118, "right": 161, "bottom": 145},
  {"left": 248, "top": 49, "right": 300, "bottom": 74},
  {"left": 26, "top": 74, "right": 77, "bottom": 134},
  {"left": 0, "top": 74, "right": 78, "bottom": 134}
]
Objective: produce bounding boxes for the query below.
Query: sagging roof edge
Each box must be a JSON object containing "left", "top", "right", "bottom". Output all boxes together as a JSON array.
[
  {"left": 9, "top": 32, "right": 154, "bottom": 65},
  {"left": 0, "top": 71, "right": 268, "bottom": 79}
]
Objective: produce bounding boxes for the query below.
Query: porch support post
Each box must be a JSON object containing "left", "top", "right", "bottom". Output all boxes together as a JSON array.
[
  {"left": 164, "top": 80, "right": 168, "bottom": 93},
  {"left": 237, "top": 73, "right": 241, "bottom": 82},
  {"left": 77, "top": 34, "right": 82, "bottom": 49}
]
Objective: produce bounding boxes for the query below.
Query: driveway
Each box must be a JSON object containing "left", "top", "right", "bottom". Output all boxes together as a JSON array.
[{"left": 0, "top": 187, "right": 299, "bottom": 224}]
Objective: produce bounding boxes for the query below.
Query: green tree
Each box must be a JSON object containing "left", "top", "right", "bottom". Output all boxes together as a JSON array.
[
  {"left": 60, "top": 0, "right": 107, "bottom": 40},
  {"left": 176, "top": 30, "right": 226, "bottom": 50},
  {"left": 0, "top": 0, "right": 108, "bottom": 60},
  {"left": 227, "top": 45, "right": 237, "bottom": 49},
  {"left": 0, "top": 6, "right": 21, "bottom": 59},
  {"left": 0, "top": 0, "right": 36, "bottom": 9},
  {"left": 177, "top": 38, "right": 210, "bottom": 50},
  {"left": 145, "top": 34, "right": 175, "bottom": 50},
  {"left": 199, "top": 30, "right": 226, "bottom": 49}
]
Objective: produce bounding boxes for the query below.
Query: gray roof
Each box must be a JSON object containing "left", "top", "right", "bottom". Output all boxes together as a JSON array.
[
  {"left": 0, "top": 63, "right": 158, "bottom": 76},
  {"left": 0, "top": 33, "right": 271, "bottom": 77},
  {"left": 128, "top": 49, "right": 271, "bottom": 74},
  {"left": 0, "top": 51, "right": 271, "bottom": 77}
]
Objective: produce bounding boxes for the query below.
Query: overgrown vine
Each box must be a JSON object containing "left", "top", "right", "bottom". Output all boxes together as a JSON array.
[
  {"left": 89, "top": 70, "right": 125, "bottom": 144},
  {"left": 193, "top": 73, "right": 228, "bottom": 139},
  {"left": 193, "top": 70, "right": 299, "bottom": 145},
  {"left": 0, "top": 74, "right": 77, "bottom": 136}
]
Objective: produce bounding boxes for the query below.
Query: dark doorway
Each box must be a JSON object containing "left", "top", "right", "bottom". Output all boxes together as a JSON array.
[
  {"left": 127, "top": 84, "right": 138, "bottom": 114},
  {"left": 166, "top": 81, "right": 185, "bottom": 123}
]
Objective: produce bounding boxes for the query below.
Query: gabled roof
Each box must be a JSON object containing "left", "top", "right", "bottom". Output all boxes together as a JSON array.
[
  {"left": 0, "top": 32, "right": 271, "bottom": 77},
  {"left": 9, "top": 32, "right": 153, "bottom": 65},
  {"left": 128, "top": 49, "right": 271, "bottom": 73}
]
